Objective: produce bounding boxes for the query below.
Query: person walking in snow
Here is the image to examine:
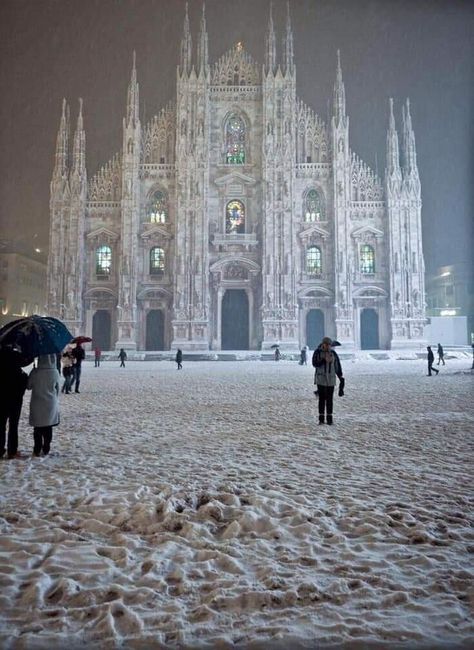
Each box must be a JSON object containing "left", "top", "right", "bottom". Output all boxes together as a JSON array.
[
  {"left": 175, "top": 348, "right": 183, "bottom": 370},
  {"left": 27, "top": 354, "right": 60, "bottom": 457},
  {"left": 274, "top": 347, "right": 281, "bottom": 361},
  {"left": 60, "top": 348, "right": 74, "bottom": 394},
  {"left": 70, "top": 342, "right": 85, "bottom": 393},
  {"left": 94, "top": 346, "right": 101, "bottom": 367},
  {"left": 300, "top": 347, "right": 307, "bottom": 365},
  {"left": 119, "top": 348, "right": 127, "bottom": 367},
  {"left": 437, "top": 343, "right": 445, "bottom": 366},
  {"left": 312, "top": 336, "right": 344, "bottom": 425},
  {"left": 0, "top": 346, "right": 28, "bottom": 459},
  {"left": 427, "top": 346, "right": 439, "bottom": 376}
]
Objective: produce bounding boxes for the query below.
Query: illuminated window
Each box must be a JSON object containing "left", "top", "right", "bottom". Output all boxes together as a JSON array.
[
  {"left": 96, "top": 245, "right": 112, "bottom": 276},
  {"left": 304, "top": 189, "right": 325, "bottom": 222},
  {"left": 225, "top": 200, "right": 245, "bottom": 234},
  {"left": 360, "top": 244, "right": 375, "bottom": 274},
  {"left": 226, "top": 115, "right": 246, "bottom": 164},
  {"left": 150, "top": 247, "right": 165, "bottom": 275},
  {"left": 306, "top": 246, "right": 322, "bottom": 276},
  {"left": 147, "top": 190, "right": 168, "bottom": 223}
]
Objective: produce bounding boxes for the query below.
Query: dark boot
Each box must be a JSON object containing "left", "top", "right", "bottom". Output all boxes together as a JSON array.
[
  {"left": 326, "top": 415, "right": 333, "bottom": 425},
  {"left": 318, "top": 415, "right": 325, "bottom": 425}
]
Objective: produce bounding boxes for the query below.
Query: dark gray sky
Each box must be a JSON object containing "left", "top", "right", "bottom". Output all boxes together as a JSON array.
[{"left": 0, "top": 0, "right": 472, "bottom": 275}]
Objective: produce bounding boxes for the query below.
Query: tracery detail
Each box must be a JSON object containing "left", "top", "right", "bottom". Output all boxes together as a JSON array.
[
  {"left": 88, "top": 154, "right": 122, "bottom": 201},
  {"left": 296, "top": 99, "right": 328, "bottom": 163},
  {"left": 212, "top": 43, "right": 260, "bottom": 86}
]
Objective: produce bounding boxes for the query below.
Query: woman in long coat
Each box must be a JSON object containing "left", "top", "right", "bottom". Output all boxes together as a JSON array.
[
  {"left": 28, "top": 354, "right": 60, "bottom": 456},
  {"left": 312, "top": 337, "right": 344, "bottom": 425}
]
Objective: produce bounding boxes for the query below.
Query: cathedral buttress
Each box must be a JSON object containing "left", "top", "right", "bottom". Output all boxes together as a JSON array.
[
  {"left": 172, "top": 3, "right": 210, "bottom": 350},
  {"left": 117, "top": 52, "right": 141, "bottom": 350},
  {"left": 64, "top": 98, "right": 87, "bottom": 334},
  {"left": 331, "top": 51, "right": 353, "bottom": 346},
  {"left": 261, "top": 3, "right": 299, "bottom": 350},
  {"left": 48, "top": 98, "right": 71, "bottom": 318}
]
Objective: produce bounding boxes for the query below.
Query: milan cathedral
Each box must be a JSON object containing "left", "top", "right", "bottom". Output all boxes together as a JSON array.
[{"left": 47, "top": 4, "right": 426, "bottom": 351}]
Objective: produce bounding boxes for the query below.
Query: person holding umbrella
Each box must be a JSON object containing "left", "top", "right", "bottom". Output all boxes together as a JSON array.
[
  {"left": 0, "top": 345, "right": 28, "bottom": 459},
  {"left": 312, "top": 336, "right": 344, "bottom": 425}
]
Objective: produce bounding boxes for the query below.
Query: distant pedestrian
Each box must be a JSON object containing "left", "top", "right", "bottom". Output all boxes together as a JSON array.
[
  {"left": 175, "top": 349, "right": 183, "bottom": 370},
  {"left": 274, "top": 347, "right": 281, "bottom": 361},
  {"left": 300, "top": 347, "right": 307, "bottom": 366},
  {"left": 60, "top": 348, "right": 74, "bottom": 394},
  {"left": 71, "top": 342, "right": 85, "bottom": 393},
  {"left": 94, "top": 346, "right": 101, "bottom": 367},
  {"left": 119, "top": 348, "right": 127, "bottom": 367},
  {"left": 312, "top": 336, "right": 344, "bottom": 425},
  {"left": 0, "top": 346, "right": 28, "bottom": 459},
  {"left": 437, "top": 343, "right": 445, "bottom": 366},
  {"left": 27, "top": 354, "right": 60, "bottom": 457},
  {"left": 427, "top": 346, "right": 439, "bottom": 376}
]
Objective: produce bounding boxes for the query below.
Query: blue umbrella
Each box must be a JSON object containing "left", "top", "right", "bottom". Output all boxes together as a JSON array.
[{"left": 0, "top": 315, "right": 73, "bottom": 359}]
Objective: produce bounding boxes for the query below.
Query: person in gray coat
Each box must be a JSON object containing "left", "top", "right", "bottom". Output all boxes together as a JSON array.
[
  {"left": 312, "top": 336, "right": 344, "bottom": 425},
  {"left": 27, "top": 354, "right": 60, "bottom": 456}
]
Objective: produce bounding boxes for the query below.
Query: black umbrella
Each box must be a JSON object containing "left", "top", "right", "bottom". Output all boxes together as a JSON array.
[
  {"left": 270, "top": 344, "right": 280, "bottom": 349},
  {"left": 331, "top": 340, "right": 342, "bottom": 347},
  {"left": 0, "top": 315, "right": 73, "bottom": 360}
]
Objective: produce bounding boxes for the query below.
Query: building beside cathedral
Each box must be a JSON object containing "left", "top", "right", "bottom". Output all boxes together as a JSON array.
[{"left": 47, "top": 5, "right": 426, "bottom": 352}]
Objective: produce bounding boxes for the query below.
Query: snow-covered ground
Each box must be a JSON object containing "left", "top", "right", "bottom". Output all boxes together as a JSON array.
[{"left": 1, "top": 358, "right": 473, "bottom": 649}]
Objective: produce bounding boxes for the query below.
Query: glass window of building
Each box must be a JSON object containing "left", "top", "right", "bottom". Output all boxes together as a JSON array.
[
  {"left": 306, "top": 246, "right": 322, "bottom": 275},
  {"left": 225, "top": 200, "right": 245, "bottom": 234},
  {"left": 360, "top": 244, "right": 375, "bottom": 274},
  {"left": 96, "top": 245, "right": 112, "bottom": 276},
  {"left": 226, "top": 115, "right": 246, "bottom": 164},
  {"left": 147, "top": 191, "right": 168, "bottom": 223},
  {"left": 150, "top": 247, "right": 165, "bottom": 275},
  {"left": 305, "top": 189, "right": 325, "bottom": 222}
]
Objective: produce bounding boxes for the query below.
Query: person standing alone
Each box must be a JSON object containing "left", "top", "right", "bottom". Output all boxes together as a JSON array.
[
  {"left": 71, "top": 342, "right": 85, "bottom": 393},
  {"left": 437, "top": 343, "right": 445, "bottom": 366},
  {"left": 312, "top": 337, "right": 344, "bottom": 425},
  {"left": 94, "top": 346, "right": 101, "bottom": 367},
  {"left": 427, "top": 346, "right": 439, "bottom": 376},
  {"left": 119, "top": 348, "right": 127, "bottom": 367},
  {"left": 175, "top": 349, "right": 183, "bottom": 370}
]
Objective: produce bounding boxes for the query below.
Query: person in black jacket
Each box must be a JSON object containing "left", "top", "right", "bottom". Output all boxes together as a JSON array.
[
  {"left": 437, "top": 343, "right": 445, "bottom": 366},
  {"left": 427, "top": 346, "right": 439, "bottom": 376},
  {"left": 175, "top": 349, "right": 183, "bottom": 370},
  {"left": 0, "top": 346, "right": 28, "bottom": 458},
  {"left": 71, "top": 343, "right": 85, "bottom": 393},
  {"left": 119, "top": 348, "right": 127, "bottom": 367},
  {"left": 312, "top": 337, "right": 344, "bottom": 425}
]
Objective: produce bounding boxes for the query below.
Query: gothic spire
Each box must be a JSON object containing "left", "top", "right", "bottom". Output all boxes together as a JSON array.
[
  {"left": 333, "top": 50, "right": 346, "bottom": 125},
  {"left": 282, "top": 1, "right": 294, "bottom": 75},
  {"left": 197, "top": 3, "right": 209, "bottom": 75},
  {"left": 53, "top": 98, "right": 69, "bottom": 178},
  {"left": 126, "top": 51, "right": 139, "bottom": 126},
  {"left": 401, "top": 98, "right": 419, "bottom": 179},
  {"left": 180, "top": 2, "right": 192, "bottom": 76},
  {"left": 71, "top": 98, "right": 86, "bottom": 177},
  {"left": 264, "top": 2, "right": 277, "bottom": 75},
  {"left": 386, "top": 98, "right": 401, "bottom": 181}
]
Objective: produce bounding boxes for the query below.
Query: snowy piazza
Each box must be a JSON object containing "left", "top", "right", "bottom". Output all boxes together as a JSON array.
[{"left": 1, "top": 355, "right": 473, "bottom": 649}]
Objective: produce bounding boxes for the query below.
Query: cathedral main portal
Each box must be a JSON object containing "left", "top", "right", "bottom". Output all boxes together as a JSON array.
[{"left": 221, "top": 290, "right": 249, "bottom": 350}]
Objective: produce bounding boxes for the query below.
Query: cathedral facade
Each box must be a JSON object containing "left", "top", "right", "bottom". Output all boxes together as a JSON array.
[{"left": 47, "top": 5, "right": 426, "bottom": 352}]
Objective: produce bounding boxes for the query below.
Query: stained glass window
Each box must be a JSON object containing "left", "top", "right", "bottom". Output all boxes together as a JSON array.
[
  {"left": 226, "top": 115, "right": 246, "bottom": 164},
  {"left": 147, "top": 191, "right": 167, "bottom": 223},
  {"left": 150, "top": 247, "right": 165, "bottom": 275},
  {"left": 306, "top": 246, "right": 322, "bottom": 276},
  {"left": 305, "top": 189, "right": 325, "bottom": 222},
  {"left": 225, "top": 200, "right": 245, "bottom": 234},
  {"left": 96, "top": 245, "right": 112, "bottom": 276},
  {"left": 360, "top": 244, "right": 375, "bottom": 274}
]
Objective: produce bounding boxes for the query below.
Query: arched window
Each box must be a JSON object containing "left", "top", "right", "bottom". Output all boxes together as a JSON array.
[
  {"left": 96, "top": 245, "right": 112, "bottom": 276},
  {"left": 225, "top": 115, "right": 246, "bottom": 164},
  {"left": 304, "top": 189, "right": 325, "bottom": 222},
  {"left": 147, "top": 190, "right": 168, "bottom": 223},
  {"left": 150, "top": 247, "right": 165, "bottom": 275},
  {"left": 306, "top": 246, "right": 322, "bottom": 276},
  {"left": 225, "top": 200, "right": 245, "bottom": 234},
  {"left": 360, "top": 244, "right": 375, "bottom": 274}
]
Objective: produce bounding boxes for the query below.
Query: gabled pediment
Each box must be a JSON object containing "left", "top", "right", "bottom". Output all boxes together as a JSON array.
[
  {"left": 351, "top": 225, "right": 384, "bottom": 239},
  {"left": 86, "top": 227, "right": 119, "bottom": 241},
  {"left": 214, "top": 171, "right": 257, "bottom": 187},
  {"left": 140, "top": 225, "right": 172, "bottom": 240},
  {"left": 298, "top": 224, "right": 330, "bottom": 240}
]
